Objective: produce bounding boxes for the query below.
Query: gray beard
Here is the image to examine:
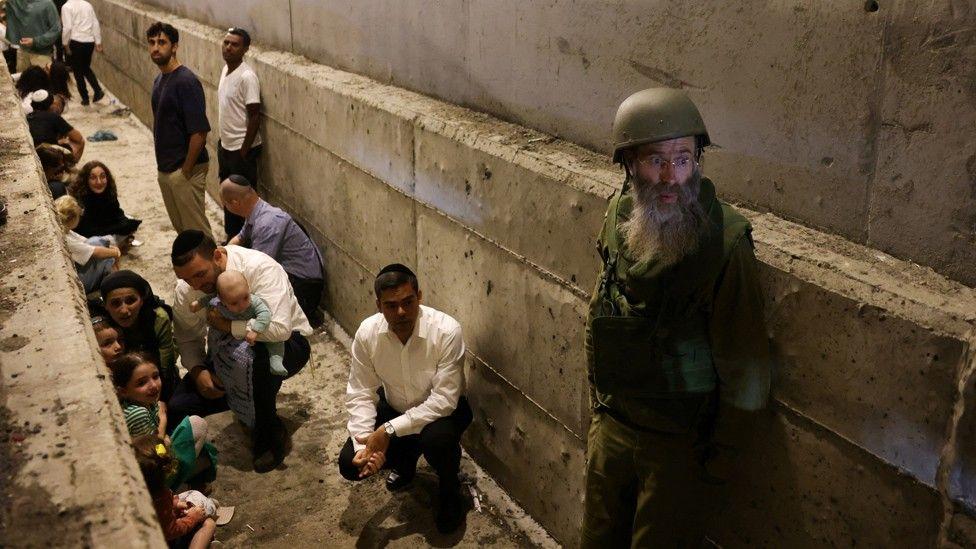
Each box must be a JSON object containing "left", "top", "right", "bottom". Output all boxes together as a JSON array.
[{"left": 621, "top": 168, "right": 710, "bottom": 268}]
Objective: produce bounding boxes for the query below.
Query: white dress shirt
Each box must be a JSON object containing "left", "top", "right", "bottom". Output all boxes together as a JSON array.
[
  {"left": 346, "top": 305, "right": 465, "bottom": 451},
  {"left": 173, "top": 245, "right": 312, "bottom": 370},
  {"left": 61, "top": 0, "right": 102, "bottom": 45}
]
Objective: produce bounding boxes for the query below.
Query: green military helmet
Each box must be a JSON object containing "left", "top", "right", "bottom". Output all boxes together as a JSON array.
[{"left": 611, "top": 88, "right": 711, "bottom": 164}]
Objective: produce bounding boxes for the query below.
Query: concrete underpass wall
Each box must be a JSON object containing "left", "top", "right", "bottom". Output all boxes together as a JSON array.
[
  {"left": 108, "top": 0, "right": 976, "bottom": 291},
  {"left": 89, "top": 1, "right": 976, "bottom": 546},
  {"left": 0, "top": 66, "right": 165, "bottom": 546}
]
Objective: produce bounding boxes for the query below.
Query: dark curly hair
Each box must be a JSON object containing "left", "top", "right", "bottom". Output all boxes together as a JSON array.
[
  {"left": 15, "top": 66, "right": 50, "bottom": 98},
  {"left": 47, "top": 61, "right": 73, "bottom": 99},
  {"left": 71, "top": 161, "right": 119, "bottom": 200}
]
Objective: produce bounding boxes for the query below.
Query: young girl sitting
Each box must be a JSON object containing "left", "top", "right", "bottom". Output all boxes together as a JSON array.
[
  {"left": 110, "top": 352, "right": 217, "bottom": 491},
  {"left": 131, "top": 434, "right": 216, "bottom": 548},
  {"left": 54, "top": 195, "right": 120, "bottom": 294},
  {"left": 70, "top": 161, "right": 143, "bottom": 250},
  {"left": 92, "top": 314, "right": 124, "bottom": 365}
]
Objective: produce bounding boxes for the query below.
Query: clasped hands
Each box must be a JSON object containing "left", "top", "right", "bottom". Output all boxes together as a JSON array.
[{"left": 351, "top": 427, "right": 391, "bottom": 478}]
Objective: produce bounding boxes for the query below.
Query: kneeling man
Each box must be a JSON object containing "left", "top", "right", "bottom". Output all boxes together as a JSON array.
[{"left": 339, "top": 264, "right": 472, "bottom": 533}]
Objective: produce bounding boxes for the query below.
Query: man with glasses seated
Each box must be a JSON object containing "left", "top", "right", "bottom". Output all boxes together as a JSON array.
[{"left": 582, "top": 88, "right": 772, "bottom": 547}]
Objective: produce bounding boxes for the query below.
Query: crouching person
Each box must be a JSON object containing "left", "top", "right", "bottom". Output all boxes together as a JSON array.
[{"left": 338, "top": 264, "right": 472, "bottom": 534}]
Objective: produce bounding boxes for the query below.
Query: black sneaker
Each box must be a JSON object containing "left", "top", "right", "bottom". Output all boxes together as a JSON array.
[
  {"left": 435, "top": 484, "right": 466, "bottom": 534},
  {"left": 92, "top": 90, "right": 105, "bottom": 103},
  {"left": 385, "top": 466, "right": 416, "bottom": 492},
  {"left": 80, "top": 98, "right": 90, "bottom": 106},
  {"left": 253, "top": 449, "right": 283, "bottom": 473}
]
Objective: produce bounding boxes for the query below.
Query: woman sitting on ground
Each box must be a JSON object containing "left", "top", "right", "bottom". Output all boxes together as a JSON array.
[
  {"left": 71, "top": 161, "right": 142, "bottom": 250},
  {"left": 26, "top": 90, "right": 85, "bottom": 163},
  {"left": 54, "top": 195, "right": 120, "bottom": 294},
  {"left": 99, "top": 270, "right": 179, "bottom": 401}
]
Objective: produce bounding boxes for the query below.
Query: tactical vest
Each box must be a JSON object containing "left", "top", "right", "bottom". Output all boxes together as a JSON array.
[{"left": 589, "top": 178, "right": 751, "bottom": 405}]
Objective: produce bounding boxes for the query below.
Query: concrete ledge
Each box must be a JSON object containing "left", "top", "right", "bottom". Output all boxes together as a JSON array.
[
  {"left": 0, "top": 66, "right": 165, "bottom": 546},
  {"left": 89, "top": 0, "right": 976, "bottom": 545}
]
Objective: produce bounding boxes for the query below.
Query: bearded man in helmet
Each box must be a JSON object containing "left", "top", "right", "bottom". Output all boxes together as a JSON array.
[{"left": 582, "top": 88, "right": 772, "bottom": 547}]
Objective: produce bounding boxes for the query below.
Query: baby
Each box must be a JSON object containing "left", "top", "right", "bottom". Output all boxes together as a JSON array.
[{"left": 190, "top": 270, "right": 286, "bottom": 376}]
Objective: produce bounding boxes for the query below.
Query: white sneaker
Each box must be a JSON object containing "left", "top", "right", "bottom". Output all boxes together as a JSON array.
[{"left": 130, "top": 239, "right": 143, "bottom": 247}]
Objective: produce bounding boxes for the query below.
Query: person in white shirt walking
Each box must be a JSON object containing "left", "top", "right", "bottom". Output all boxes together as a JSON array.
[
  {"left": 60, "top": 0, "right": 103, "bottom": 105},
  {"left": 216, "top": 27, "right": 262, "bottom": 241},
  {"left": 340, "top": 264, "right": 473, "bottom": 534},
  {"left": 167, "top": 230, "right": 313, "bottom": 473}
]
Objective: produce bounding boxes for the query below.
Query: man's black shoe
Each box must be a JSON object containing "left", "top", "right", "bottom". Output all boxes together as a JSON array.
[
  {"left": 385, "top": 466, "right": 416, "bottom": 492},
  {"left": 92, "top": 90, "right": 105, "bottom": 103},
  {"left": 253, "top": 450, "right": 283, "bottom": 473},
  {"left": 435, "top": 485, "right": 466, "bottom": 534},
  {"left": 80, "top": 98, "right": 90, "bottom": 106}
]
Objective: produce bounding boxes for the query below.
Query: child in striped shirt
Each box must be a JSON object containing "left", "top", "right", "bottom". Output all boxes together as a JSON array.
[{"left": 111, "top": 352, "right": 218, "bottom": 490}]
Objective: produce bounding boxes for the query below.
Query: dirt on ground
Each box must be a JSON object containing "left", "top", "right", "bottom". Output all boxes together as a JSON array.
[{"left": 57, "top": 88, "right": 557, "bottom": 548}]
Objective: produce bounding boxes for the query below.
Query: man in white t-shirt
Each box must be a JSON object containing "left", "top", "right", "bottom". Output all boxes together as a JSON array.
[{"left": 216, "top": 27, "right": 262, "bottom": 242}]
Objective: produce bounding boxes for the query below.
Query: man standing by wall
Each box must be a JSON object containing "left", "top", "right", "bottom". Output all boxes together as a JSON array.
[
  {"left": 60, "top": 0, "right": 103, "bottom": 105},
  {"left": 221, "top": 175, "right": 324, "bottom": 328},
  {"left": 339, "top": 264, "right": 472, "bottom": 534},
  {"left": 4, "top": 0, "right": 60, "bottom": 72},
  {"left": 216, "top": 27, "right": 261, "bottom": 241},
  {"left": 147, "top": 21, "right": 212, "bottom": 240},
  {"left": 582, "top": 88, "right": 772, "bottom": 547}
]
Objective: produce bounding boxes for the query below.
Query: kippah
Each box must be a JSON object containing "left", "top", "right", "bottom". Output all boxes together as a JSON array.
[
  {"left": 171, "top": 229, "right": 205, "bottom": 259},
  {"left": 377, "top": 263, "right": 415, "bottom": 278},
  {"left": 226, "top": 174, "right": 252, "bottom": 187},
  {"left": 29, "top": 89, "right": 49, "bottom": 103}
]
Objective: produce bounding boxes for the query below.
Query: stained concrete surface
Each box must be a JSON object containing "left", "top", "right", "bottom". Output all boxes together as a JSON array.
[
  {"left": 133, "top": 0, "right": 976, "bottom": 288},
  {"left": 50, "top": 86, "right": 558, "bottom": 547}
]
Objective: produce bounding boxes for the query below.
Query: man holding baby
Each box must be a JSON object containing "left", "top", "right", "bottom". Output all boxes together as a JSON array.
[{"left": 167, "top": 229, "right": 312, "bottom": 473}]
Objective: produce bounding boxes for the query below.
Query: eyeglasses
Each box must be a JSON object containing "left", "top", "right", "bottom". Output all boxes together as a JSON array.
[{"left": 637, "top": 153, "right": 695, "bottom": 171}]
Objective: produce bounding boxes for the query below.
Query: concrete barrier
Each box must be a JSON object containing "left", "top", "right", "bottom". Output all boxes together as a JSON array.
[
  {"left": 0, "top": 65, "right": 165, "bottom": 546},
  {"left": 113, "top": 0, "right": 976, "bottom": 293},
  {"left": 89, "top": 0, "right": 976, "bottom": 545}
]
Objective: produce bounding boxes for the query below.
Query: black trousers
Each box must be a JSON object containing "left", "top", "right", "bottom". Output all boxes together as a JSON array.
[
  {"left": 217, "top": 141, "right": 262, "bottom": 240},
  {"left": 67, "top": 40, "right": 102, "bottom": 102},
  {"left": 288, "top": 273, "right": 324, "bottom": 328},
  {"left": 3, "top": 49, "right": 16, "bottom": 75},
  {"left": 338, "top": 396, "right": 473, "bottom": 491},
  {"left": 167, "top": 331, "right": 311, "bottom": 457}
]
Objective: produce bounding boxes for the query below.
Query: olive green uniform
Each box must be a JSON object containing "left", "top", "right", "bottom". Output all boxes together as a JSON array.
[{"left": 582, "top": 177, "right": 771, "bottom": 548}]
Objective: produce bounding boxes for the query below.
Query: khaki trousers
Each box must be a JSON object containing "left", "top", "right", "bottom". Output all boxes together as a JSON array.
[
  {"left": 17, "top": 50, "right": 52, "bottom": 72},
  {"left": 581, "top": 411, "right": 711, "bottom": 549},
  {"left": 157, "top": 163, "right": 213, "bottom": 239}
]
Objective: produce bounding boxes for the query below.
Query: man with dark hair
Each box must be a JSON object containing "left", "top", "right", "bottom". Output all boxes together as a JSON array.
[
  {"left": 26, "top": 89, "right": 84, "bottom": 161},
  {"left": 168, "top": 229, "right": 312, "bottom": 472},
  {"left": 147, "top": 21, "right": 212, "bottom": 240},
  {"left": 217, "top": 27, "right": 262, "bottom": 239},
  {"left": 339, "top": 263, "right": 472, "bottom": 534},
  {"left": 222, "top": 175, "right": 324, "bottom": 327}
]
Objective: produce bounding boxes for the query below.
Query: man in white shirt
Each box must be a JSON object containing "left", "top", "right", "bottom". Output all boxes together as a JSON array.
[
  {"left": 167, "top": 230, "right": 313, "bottom": 473},
  {"left": 60, "top": 0, "right": 102, "bottom": 105},
  {"left": 216, "top": 27, "right": 262, "bottom": 241},
  {"left": 339, "top": 264, "right": 473, "bottom": 534}
]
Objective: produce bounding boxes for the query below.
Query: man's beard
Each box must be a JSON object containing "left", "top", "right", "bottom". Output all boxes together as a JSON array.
[
  {"left": 151, "top": 52, "right": 172, "bottom": 66},
  {"left": 621, "top": 168, "right": 710, "bottom": 268}
]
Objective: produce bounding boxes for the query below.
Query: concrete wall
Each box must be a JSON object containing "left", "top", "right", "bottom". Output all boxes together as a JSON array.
[
  {"left": 89, "top": 0, "right": 976, "bottom": 546},
  {"left": 116, "top": 0, "right": 976, "bottom": 290},
  {"left": 0, "top": 65, "right": 166, "bottom": 546}
]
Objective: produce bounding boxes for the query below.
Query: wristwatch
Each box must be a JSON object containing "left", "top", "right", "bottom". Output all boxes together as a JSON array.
[{"left": 383, "top": 421, "right": 396, "bottom": 438}]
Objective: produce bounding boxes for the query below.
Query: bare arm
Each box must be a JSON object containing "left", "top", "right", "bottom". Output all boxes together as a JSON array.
[
  {"left": 180, "top": 131, "right": 208, "bottom": 178},
  {"left": 240, "top": 103, "right": 261, "bottom": 156},
  {"left": 66, "top": 129, "right": 85, "bottom": 162},
  {"left": 90, "top": 245, "right": 121, "bottom": 260}
]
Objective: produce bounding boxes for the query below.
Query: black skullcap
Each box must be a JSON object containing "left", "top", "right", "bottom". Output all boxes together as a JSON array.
[
  {"left": 377, "top": 263, "right": 415, "bottom": 278},
  {"left": 100, "top": 270, "right": 152, "bottom": 299},
  {"left": 171, "top": 229, "right": 205, "bottom": 260},
  {"left": 226, "top": 174, "right": 252, "bottom": 187}
]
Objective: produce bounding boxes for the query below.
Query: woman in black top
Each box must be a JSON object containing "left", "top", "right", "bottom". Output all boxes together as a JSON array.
[{"left": 71, "top": 161, "right": 142, "bottom": 244}]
